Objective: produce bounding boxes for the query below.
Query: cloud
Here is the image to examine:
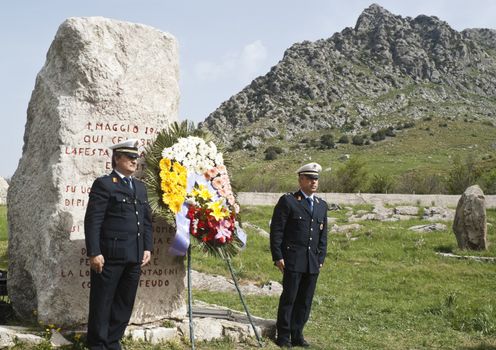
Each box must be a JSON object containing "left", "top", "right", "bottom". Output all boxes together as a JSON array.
[{"left": 194, "top": 40, "right": 268, "bottom": 83}]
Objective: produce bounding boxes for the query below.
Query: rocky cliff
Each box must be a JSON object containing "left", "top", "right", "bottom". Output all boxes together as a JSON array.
[{"left": 201, "top": 4, "right": 496, "bottom": 148}]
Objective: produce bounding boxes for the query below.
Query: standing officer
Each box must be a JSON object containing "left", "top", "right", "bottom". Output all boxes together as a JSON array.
[
  {"left": 270, "top": 162, "right": 328, "bottom": 348},
  {"left": 84, "top": 139, "right": 153, "bottom": 350}
]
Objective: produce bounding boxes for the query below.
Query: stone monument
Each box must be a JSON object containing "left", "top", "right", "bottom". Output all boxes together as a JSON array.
[
  {"left": 0, "top": 177, "right": 8, "bottom": 205},
  {"left": 452, "top": 185, "right": 487, "bottom": 250},
  {"left": 8, "top": 17, "right": 185, "bottom": 325}
]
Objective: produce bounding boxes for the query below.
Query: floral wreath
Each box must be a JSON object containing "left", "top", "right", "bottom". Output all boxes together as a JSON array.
[{"left": 144, "top": 121, "right": 245, "bottom": 259}]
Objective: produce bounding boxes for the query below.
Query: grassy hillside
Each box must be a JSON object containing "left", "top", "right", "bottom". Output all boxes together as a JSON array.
[{"left": 228, "top": 118, "right": 496, "bottom": 193}]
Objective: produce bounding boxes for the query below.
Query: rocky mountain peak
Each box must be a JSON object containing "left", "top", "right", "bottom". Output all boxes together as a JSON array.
[{"left": 201, "top": 5, "right": 496, "bottom": 149}]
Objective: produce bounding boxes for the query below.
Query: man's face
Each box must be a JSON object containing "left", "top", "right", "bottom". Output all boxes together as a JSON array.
[
  {"left": 299, "top": 175, "right": 319, "bottom": 195},
  {"left": 114, "top": 154, "right": 137, "bottom": 176}
]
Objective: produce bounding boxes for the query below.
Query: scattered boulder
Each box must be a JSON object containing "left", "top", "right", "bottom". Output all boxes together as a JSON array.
[
  {"left": 394, "top": 206, "right": 419, "bottom": 216},
  {"left": 409, "top": 223, "right": 447, "bottom": 233},
  {"left": 331, "top": 224, "right": 363, "bottom": 234},
  {"left": 242, "top": 222, "right": 269, "bottom": 238},
  {"left": 422, "top": 207, "right": 455, "bottom": 221},
  {"left": 453, "top": 185, "right": 487, "bottom": 250},
  {"left": 187, "top": 270, "right": 282, "bottom": 296}
]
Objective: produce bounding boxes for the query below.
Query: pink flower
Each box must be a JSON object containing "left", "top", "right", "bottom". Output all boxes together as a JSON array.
[
  {"left": 215, "top": 219, "right": 232, "bottom": 242},
  {"left": 227, "top": 194, "right": 236, "bottom": 206},
  {"left": 205, "top": 167, "right": 219, "bottom": 180},
  {"left": 217, "top": 164, "right": 227, "bottom": 174},
  {"left": 212, "top": 177, "right": 224, "bottom": 190},
  {"left": 218, "top": 187, "right": 228, "bottom": 197},
  {"left": 233, "top": 203, "right": 240, "bottom": 214}
]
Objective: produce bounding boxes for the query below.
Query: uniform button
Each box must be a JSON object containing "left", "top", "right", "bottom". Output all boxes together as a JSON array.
[
  {"left": 312, "top": 219, "right": 314, "bottom": 222},
  {"left": 311, "top": 228, "right": 313, "bottom": 231},
  {"left": 308, "top": 247, "right": 311, "bottom": 250},
  {"left": 299, "top": 217, "right": 302, "bottom": 219},
  {"left": 138, "top": 233, "right": 140, "bottom": 237},
  {"left": 136, "top": 211, "right": 139, "bottom": 215},
  {"left": 310, "top": 237, "right": 313, "bottom": 241},
  {"left": 123, "top": 199, "right": 126, "bottom": 202},
  {"left": 137, "top": 222, "right": 140, "bottom": 226}
]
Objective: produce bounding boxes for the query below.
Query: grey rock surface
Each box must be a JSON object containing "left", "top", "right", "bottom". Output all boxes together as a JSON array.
[
  {"left": 453, "top": 185, "right": 487, "bottom": 250},
  {"left": 409, "top": 223, "right": 447, "bottom": 233},
  {"left": 201, "top": 4, "right": 496, "bottom": 149},
  {"left": 187, "top": 270, "right": 282, "bottom": 296},
  {"left": 423, "top": 207, "right": 455, "bottom": 221},
  {"left": 8, "top": 16, "right": 181, "bottom": 325}
]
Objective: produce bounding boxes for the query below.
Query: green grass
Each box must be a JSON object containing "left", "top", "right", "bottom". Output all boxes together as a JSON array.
[
  {"left": 189, "top": 206, "right": 496, "bottom": 349},
  {"left": 3, "top": 205, "right": 496, "bottom": 349}
]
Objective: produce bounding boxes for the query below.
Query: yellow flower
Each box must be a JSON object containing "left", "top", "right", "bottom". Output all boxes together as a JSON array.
[
  {"left": 192, "top": 184, "right": 212, "bottom": 201},
  {"left": 159, "top": 158, "right": 187, "bottom": 214},
  {"left": 207, "top": 200, "right": 228, "bottom": 220},
  {"left": 160, "top": 158, "right": 171, "bottom": 171},
  {"left": 172, "top": 161, "right": 186, "bottom": 173}
]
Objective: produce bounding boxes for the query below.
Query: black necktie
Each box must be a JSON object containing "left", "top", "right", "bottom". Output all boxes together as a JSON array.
[
  {"left": 306, "top": 197, "right": 314, "bottom": 213},
  {"left": 124, "top": 177, "right": 133, "bottom": 190}
]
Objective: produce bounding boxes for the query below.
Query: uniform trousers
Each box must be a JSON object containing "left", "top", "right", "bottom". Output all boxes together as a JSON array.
[
  {"left": 87, "top": 262, "right": 141, "bottom": 350},
  {"left": 277, "top": 270, "right": 319, "bottom": 343}
]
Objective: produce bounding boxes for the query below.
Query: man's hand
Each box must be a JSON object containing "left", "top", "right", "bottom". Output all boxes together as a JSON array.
[
  {"left": 90, "top": 255, "right": 105, "bottom": 273},
  {"left": 141, "top": 250, "right": 151, "bottom": 267},
  {"left": 275, "top": 259, "right": 285, "bottom": 273}
]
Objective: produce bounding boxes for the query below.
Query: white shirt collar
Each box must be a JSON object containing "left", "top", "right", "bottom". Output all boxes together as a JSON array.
[
  {"left": 300, "top": 190, "right": 314, "bottom": 200},
  {"left": 113, "top": 169, "right": 130, "bottom": 179}
]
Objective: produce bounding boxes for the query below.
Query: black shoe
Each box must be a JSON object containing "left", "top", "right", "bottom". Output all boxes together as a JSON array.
[
  {"left": 275, "top": 338, "right": 293, "bottom": 348},
  {"left": 292, "top": 338, "right": 310, "bottom": 347}
]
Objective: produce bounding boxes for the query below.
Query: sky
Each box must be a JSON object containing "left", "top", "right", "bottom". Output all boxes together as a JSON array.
[{"left": 1, "top": 0, "right": 496, "bottom": 178}]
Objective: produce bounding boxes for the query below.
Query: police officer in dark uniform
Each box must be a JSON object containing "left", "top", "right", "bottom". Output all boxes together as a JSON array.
[
  {"left": 270, "top": 162, "right": 328, "bottom": 348},
  {"left": 84, "top": 139, "right": 153, "bottom": 350}
]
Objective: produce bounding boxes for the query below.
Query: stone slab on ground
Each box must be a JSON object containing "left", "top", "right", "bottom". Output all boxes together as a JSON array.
[{"left": 187, "top": 270, "right": 282, "bottom": 296}]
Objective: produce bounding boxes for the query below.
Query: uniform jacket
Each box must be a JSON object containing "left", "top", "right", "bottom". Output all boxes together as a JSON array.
[
  {"left": 84, "top": 171, "right": 153, "bottom": 264},
  {"left": 270, "top": 190, "right": 328, "bottom": 274}
]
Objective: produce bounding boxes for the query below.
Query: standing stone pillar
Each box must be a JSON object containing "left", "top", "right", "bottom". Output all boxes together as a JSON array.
[
  {"left": 8, "top": 17, "right": 185, "bottom": 325},
  {"left": 452, "top": 185, "right": 487, "bottom": 250}
]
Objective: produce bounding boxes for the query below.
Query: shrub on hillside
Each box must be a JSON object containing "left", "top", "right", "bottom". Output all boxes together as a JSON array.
[
  {"left": 446, "top": 154, "right": 481, "bottom": 194},
  {"left": 264, "top": 146, "right": 283, "bottom": 160},
  {"left": 371, "top": 130, "right": 386, "bottom": 142},
  {"left": 338, "top": 135, "right": 349, "bottom": 144},
  {"left": 394, "top": 172, "right": 445, "bottom": 194},
  {"left": 333, "top": 158, "right": 368, "bottom": 193},
  {"left": 368, "top": 174, "right": 395, "bottom": 193},
  {"left": 352, "top": 135, "right": 365, "bottom": 146},
  {"left": 320, "top": 134, "right": 335, "bottom": 149}
]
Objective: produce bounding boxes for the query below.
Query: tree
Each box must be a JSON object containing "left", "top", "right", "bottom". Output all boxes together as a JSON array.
[
  {"left": 368, "top": 174, "right": 395, "bottom": 193},
  {"left": 334, "top": 158, "right": 368, "bottom": 192},
  {"left": 446, "top": 155, "right": 481, "bottom": 194}
]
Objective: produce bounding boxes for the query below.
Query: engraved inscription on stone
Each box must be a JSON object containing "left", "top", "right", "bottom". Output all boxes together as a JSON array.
[{"left": 8, "top": 17, "right": 184, "bottom": 325}]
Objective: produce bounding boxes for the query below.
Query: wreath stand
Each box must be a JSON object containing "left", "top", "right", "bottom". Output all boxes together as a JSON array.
[{"left": 186, "top": 246, "right": 263, "bottom": 349}]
